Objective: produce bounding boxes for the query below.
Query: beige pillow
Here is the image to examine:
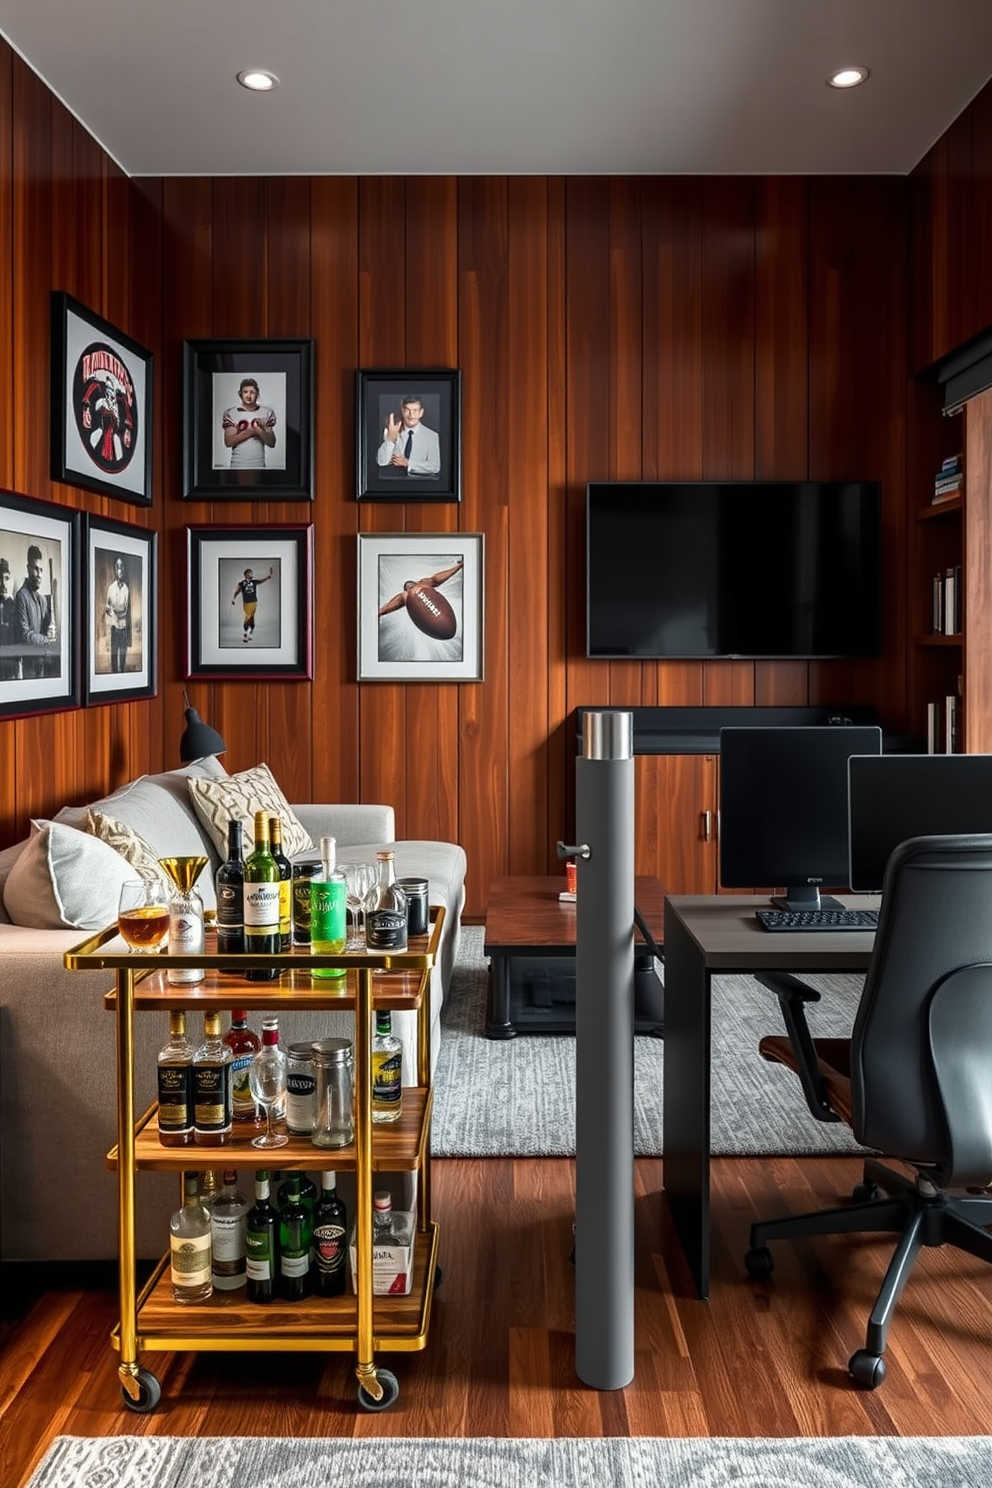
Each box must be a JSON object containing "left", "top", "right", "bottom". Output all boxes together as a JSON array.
[
  {"left": 187, "top": 762, "right": 314, "bottom": 858},
  {"left": 84, "top": 809, "right": 173, "bottom": 895},
  {"left": 2, "top": 819, "right": 140, "bottom": 930}
]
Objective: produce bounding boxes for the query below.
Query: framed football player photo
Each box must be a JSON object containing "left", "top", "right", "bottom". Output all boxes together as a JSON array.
[
  {"left": 50, "top": 292, "right": 154, "bottom": 506},
  {"left": 183, "top": 339, "right": 314, "bottom": 500},
  {"left": 83, "top": 514, "right": 157, "bottom": 706},
  {"left": 357, "top": 532, "right": 484, "bottom": 682},
  {"left": 0, "top": 489, "right": 80, "bottom": 720},
  {"left": 356, "top": 368, "right": 461, "bottom": 503},
  {"left": 186, "top": 523, "right": 313, "bottom": 680}
]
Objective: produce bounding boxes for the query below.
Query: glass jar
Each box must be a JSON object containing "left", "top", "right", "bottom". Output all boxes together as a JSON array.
[
  {"left": 285, "top": 1043, "right": 317, "bottom": 1136},
  {"left": 311, "top": 1037, "right": 354, "bottom": 1149}
]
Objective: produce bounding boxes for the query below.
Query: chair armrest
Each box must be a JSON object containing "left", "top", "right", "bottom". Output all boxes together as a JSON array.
[
  {"left": 755, "top": 971, "right": 840, "bottom": 1124},
  {"left": 292, "top": 803, "right": 395, "bottom": 849}
]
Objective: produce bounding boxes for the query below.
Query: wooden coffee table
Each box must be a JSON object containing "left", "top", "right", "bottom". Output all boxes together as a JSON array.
[{"left": 483, "top": 874, "right": 666, "bottom": 1038}]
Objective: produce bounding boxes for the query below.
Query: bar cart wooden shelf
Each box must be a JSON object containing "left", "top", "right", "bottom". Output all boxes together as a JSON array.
[{"left": 64, "top": 908, "right": 445, "bottom": 1414}]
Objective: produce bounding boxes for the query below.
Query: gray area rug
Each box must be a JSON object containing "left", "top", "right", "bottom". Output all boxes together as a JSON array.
[
  {"left": 432, "top": 925, "right": 867, "bottom": 1158},
  {"left": 26, "top": 1434, "right": 992, "bottom": 1488}
]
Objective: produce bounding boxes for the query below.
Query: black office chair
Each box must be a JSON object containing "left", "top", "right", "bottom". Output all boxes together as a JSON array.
[{"left": 744, "top": 833, "right": 992, "bottom": 1389}]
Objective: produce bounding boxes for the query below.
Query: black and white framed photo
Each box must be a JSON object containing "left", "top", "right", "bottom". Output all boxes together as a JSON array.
[
  {"left": 187, "top": 524, "right": 313, "bottom": 680},
  {"left": 357, "top": 532, "right": 483, "bottom": 681},
  {"left": 356, "top": 368, "right": 461, "bottom": 502},
  {"left": 83, "top": 514, "right": 157, "bottom": 705},
  {"left": 183, "top": 339, "right": 314, "bottom": 500},
  {"left": 0, "top": 489, "right": 79, "bottom": 719},
  {"left": 51, "top": 292, "right": 153, "bottom": 506}
]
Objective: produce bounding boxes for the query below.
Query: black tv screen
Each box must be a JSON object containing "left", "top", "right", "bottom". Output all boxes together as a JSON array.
[{"left": 586, "top": 481, "right": 882, "bottom": 660}]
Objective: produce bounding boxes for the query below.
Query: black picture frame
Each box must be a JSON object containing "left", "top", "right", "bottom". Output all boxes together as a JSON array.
[
  {"left": 186, "top": 523, "right": 313, "bottom": 680},
  {"left": 356, "top": 368, "right": 461, "bottom": 502},
  {"left": 51, "top": 292, "right": 154, "bottom": 507},
  {"left": 83, "top": 513, "right": 158, "bottom": 705},
  {"left": 0, "top": 489, "right": 80, "bottom": 719},
  {"left": 183, "top": 339, "right": 314, "bottom": 500}
]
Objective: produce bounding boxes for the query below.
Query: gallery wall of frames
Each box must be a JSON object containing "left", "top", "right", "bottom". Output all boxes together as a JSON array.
[{"left": 0, "top": 40, "right": 991, "bottom": 916}]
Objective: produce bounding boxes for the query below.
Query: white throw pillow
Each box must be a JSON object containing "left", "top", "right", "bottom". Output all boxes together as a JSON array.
[
  {"left": 187, "top": 762, "right": 314, "bottom": 859},
  {"left": 2, "top": 819, "right": 141, "bottom": 930}
]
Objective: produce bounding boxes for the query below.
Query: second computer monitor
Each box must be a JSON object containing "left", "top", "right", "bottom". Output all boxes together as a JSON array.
[
  {"left": 848, "top": 752, "right": 992, "bottom": 892},
  {"left": 719, "top": 725, "right": 883, "bottom": 910}
]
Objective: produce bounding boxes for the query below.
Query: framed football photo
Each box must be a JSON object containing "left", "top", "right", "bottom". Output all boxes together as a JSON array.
[{"left": 357, "top": 532, "right": 484, "bottom": 681}]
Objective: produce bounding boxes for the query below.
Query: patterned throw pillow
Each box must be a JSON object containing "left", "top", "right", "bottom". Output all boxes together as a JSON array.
[
  {"left": 84, "top": 809, "right": 173, "bottom": 893},
  {"left": 186, "top": 762, "right": 314, "bottom": 858}
]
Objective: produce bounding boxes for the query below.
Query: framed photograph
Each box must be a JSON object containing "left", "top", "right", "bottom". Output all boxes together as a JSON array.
[
  {"left": 51, "top": 292, "right": 153, "bottom": 506},
  {"left": 83, "top": 514, "right": 157, "bottom": 705},
  {"left": 357, "top": 532, "right": 484, "bottom": 681},
  {"left": 356, "top": 368, "right": 461, "bottom": 502},
  {"left": 183, "top": 339, "right": 314, "bottom": 500},
  {"left": 0, "top": 489, "right": 80, "bottom": 719},
  {"left": 187, "top": 524, "right": 313, "bottom": 679}
]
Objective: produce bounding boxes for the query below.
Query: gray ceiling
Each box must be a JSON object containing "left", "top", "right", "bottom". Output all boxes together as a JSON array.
[{"left": 2, "top": 0, "right": 992, "bottom": 179}]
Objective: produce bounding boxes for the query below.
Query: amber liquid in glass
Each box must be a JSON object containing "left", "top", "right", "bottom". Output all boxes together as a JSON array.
[{"left": 118, "top": 905, "right": 170, "bottom": 949}]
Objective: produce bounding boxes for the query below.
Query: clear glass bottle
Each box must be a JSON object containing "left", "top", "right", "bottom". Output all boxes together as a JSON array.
[
  {"left": 312, "top": 1171, "right": 348, "bottom": 1296},
  {"left": 373, "top": 1189, "right": 395, "bottom": 1243},
  {"left": 166, "top": 862, "right": 206, "bottom": 986},
  {"left": 193, "top": 1010, "right": 233, "bottom": 1145},
  {"left": 223, "top": 1009, "right": 261, "bottom": 1130},
  {"left": 310, "top": 835, "right": 347, "bottom": 980},
  {"left": 215, "top": 818, "right": 245, "bottom": 966},
  {"left": 268, "top": 814, "right": 293, "bottom": 952},
  {"left": 245, "top": 1169, "right": 277, "bottom": 1305},
  {"left": 210, "top": 1168, "right": 249, "bottom": 1291},
  {"left": 278, "top": 1172, "right": 313, "bottom": 1301},
  {"left": 156, "top": 1009, "right": 193, "bottom": 1147},
  {"left": 244, "top": 809, "right": 281, "bottom": 982},
  {"left": 371, "top": 1010, "right": 402, "bottom": 1123},
  {"left": 311, "top": 1037, "right": 354, "bottom": 1147},
  {"left": 365, "top": 850, "right": 408, "bottom": 953},
  {"left": 170, "top": 1171, "right": 213, "bottom": 1303}
]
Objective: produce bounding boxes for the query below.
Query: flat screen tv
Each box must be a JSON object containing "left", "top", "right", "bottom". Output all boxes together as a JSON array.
[{"left": 586, "top": 481, "right": 882, "bottom": 660}]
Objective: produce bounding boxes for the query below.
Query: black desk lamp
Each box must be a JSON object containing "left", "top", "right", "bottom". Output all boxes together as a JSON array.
[{"left": 179, "top": 690, "right": 227, "bottom": 763}]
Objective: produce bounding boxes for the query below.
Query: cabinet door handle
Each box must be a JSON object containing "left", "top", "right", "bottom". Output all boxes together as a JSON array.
[{"left": 701, "top": 810, "right": 712, "bottom": 841}]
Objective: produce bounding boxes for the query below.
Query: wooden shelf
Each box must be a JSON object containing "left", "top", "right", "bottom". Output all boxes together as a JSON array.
[{"left": 919, "top": 496, "right": 963, "bottom": 519}]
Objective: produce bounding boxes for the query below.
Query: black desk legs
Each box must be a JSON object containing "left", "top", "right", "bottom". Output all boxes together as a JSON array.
[{"left": 662, "top": 906, "right": 713, "bottom": 1299}]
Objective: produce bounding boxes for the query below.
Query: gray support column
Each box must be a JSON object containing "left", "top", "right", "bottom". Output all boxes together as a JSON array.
[{"left": 574, "top": 709, "right": 635, "bottom": 1389}]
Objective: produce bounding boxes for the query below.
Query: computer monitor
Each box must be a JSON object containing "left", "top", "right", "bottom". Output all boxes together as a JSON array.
[
  {"left": 719, "top": 725, "right": 883, "bottom": 910},
  {"left": 848, "top": 752, "right": 992, "bottom": 892}
]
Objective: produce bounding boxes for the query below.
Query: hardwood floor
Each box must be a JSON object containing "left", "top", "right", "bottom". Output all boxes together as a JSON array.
[{"left": 4, "top": 1153, "right": 992, "bottom": 1487}]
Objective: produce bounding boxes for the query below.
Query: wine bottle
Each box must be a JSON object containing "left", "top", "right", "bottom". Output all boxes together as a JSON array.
[
  {"left": 268, "top": 814, "right": 293, "bottom": 952},
  {"left": 312, "top": 1171, "right": 348, "bottom": 1296},
  {"left": 310, "top": 834, "right": 347, "bottom": 981},
  {"left": 244, "top": 809, "right": 281, "bottom": 982},
  {"left": 245, "top": 1169, "right": 278, "bottom": 1304},
  {"left": 215, "top": 817, "right": 245, "bottom": 968},
  {"left": 210, "top": 1168, "right": 248, "bottom": 1291},
  {"left": 365, "top": 849, "right": 408, "bottom": 953},
  {"left": 278, "top": 1172, "right": 312, "bottom": 1300},
  {"left": 169, "top": 1172, "right": 212, "bottom": 1304},
  {"left": 156, "top": 1009, "right": 193, "bottom": 1147}
]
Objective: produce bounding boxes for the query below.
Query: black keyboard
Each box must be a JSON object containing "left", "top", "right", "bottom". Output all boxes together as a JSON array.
[{"left": 755, "top": 908, "right": 879, "bottom": 933}]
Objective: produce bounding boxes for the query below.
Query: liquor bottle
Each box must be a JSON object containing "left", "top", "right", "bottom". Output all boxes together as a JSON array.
[
  {"left": 245, "top": 1169, "right": 278, "bottom": 1304},
  {"left": 269, "top": 815, "right": 293, "bottom": 952},
  {"left": 170, "top": 1171, "right": 213, "bottom": 1303},
  {"left": 243, "top": 809, "right": 281, "bottom": 982},
  {"left": 156, "top": 1009, "right": 193, "bottom": 1146},
  {"left": 193, "top": 1010, "right": 233, "bottom": 1145},
  {"left": 278, "top": 1172, "right": 313, "bottom": 1300},
  {"left": 166, "top": 866, "right": 206, "bottom": 987},
  {"left": 371, "top": 1009, "right": 403, "bottom": 1123},
  {"left": 224, "top": 1009, "right": 261, "bottom": 1129},
  {"left": 215, "top": 818, "right": 245, "bottom": 967},
  {"left": 310, "top": 835, "right": 347, "bottom": 981},
  {"left": 365, "top": 849, "right": 408, "bottom": 953},
  {"left": 373, "top": 1189, "right": 395, "bottom": 1242},
  {"left": 278, "top": 1170, "right": 317, "bottom": 1224},
  {"left": 198, "top": 1166, "right": 220, "bottom": 1214},
  {"left": 211, "top": 1168, "right": 249, "bottom": 1291},
  {"left": 312, "top": 1170, "right": 348, "bottom": 1297}
]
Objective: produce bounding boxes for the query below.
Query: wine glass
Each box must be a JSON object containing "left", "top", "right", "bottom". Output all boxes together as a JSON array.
[
  {"left": 117, "top": 879, "right": 170, "bottom": 952},
  {"left": 248, "top": 1042, "right": 289, "bottom": 1149},
  {"left": 344, "top": 861, "right": 375, "bottom": 949}
]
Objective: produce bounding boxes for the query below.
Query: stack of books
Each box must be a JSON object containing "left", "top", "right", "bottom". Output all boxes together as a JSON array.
[{"left": 932, "top": 453, "right": 964, "bottom": 504}]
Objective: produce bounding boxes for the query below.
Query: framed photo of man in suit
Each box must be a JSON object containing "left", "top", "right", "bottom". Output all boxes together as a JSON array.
[
  {"left": 0, "top": 489, "right": 80, "bottom": 720},
  {"left": 356, "top": 369, "right": 461, "bottom": 503}
]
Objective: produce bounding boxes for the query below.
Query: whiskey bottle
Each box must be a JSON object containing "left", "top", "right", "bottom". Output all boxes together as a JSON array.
[
  {"left": 156, "top": 1009, "right": 193, "bottom": 1146},
  {"left": 215, "top": 818, "right": 245, "bottom": 966},
  {"left": 310, "top": 834, "right": 347, "bottom": 980},
  {"left": 245, "top": 1169, "right": 278, "bottom": 1304},
  {"left": 365, "top": 850, "right": 408, "bottom": 953},
  {"left": 312, "top": 1171, "right": 348, "bottom": 1297},
  {"left": 371, "top": 1009, "right": 403, "bottom": 1123},
  {"left": 170, "top": 1172, "right": 213, "bottom": 1303},
  {"left": 224, "top": 1009, "right": 261, "bottom": 1129},
  {"left": 210, "top": 1168, "right": 248, "bottom": 1291},
  {"left": 278, "top": 1172, "right": 312, "bottom": 1301},
  {"left": 268, "top": 814, "right": 293, "bottom": 952},
  {"left": 193, "top": 1010, "right": 233, "bottom": 1145},
  {"left": 244, "top": 809, "right": 281, "bottom": 981}
]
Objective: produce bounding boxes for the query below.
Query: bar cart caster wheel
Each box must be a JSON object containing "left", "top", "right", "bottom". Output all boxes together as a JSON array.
[
  {"left": 357, "top": 1368, "right": 399, "bottom": 1412},
  {"left": 744, "top": 1246, "right": 774, "bottom": 1279},
  {"left": 851, "top": 1182, "right": 881, "bottom": 1203},
  {"left": 849, "top": 1350, "right": 886, "bottom": 1389},
  {"left": 121, "top": 1368, "right": 161, "bottom": 1413},
  {"left": 434, "top": 1264, "right": 443, "bottom": 1288}
]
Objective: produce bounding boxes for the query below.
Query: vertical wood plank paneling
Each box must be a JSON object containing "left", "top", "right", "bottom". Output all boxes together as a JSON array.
[
  {"left": 0, "top": 43, "right": 14, "bottom": 834},
  {"left": 546, "top": 178, "right": 570, "bottom": 864}
]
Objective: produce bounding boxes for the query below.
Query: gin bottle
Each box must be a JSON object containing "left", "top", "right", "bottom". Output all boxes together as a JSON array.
[
  {"left": 310, "top": 835, "right": 347, "bottom": 980},
  {"left": 170, "top": 1172, "right": 213, "bottom": 1303},
  {"left": 365, "top": 850, "right": 408, "bottom": 953}
]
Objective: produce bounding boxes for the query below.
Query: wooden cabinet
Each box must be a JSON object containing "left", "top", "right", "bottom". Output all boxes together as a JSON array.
[{"left": 635, "top": 753, "right": 720, "bottom": 894}]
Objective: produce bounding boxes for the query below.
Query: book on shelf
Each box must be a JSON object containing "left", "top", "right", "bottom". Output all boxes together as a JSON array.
[
  {"left": 926, "top": 701, "right": 940, "bottom": 754},
  {"left": 940, "top": 453, "right": 963, "bottom": 473},
  {"left": 932, "top": 570, "right": 944, "bottom": 633},
  {"left": 945, "top": 693, "right": 961, "bottom": 754},
  {"left": 931, "top": 485, "right": 962, "bottom": 505},
  {"left": 944, "top": 564, "right": 962, "bottom": 635}
]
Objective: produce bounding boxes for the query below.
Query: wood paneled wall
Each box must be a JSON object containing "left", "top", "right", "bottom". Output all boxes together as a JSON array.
[{"left": 2, "top": 47, "right": 992, "bottom": 918}]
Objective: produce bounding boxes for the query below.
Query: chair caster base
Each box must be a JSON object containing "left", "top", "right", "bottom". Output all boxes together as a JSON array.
[
  {"left": 849, "top": 1349, "right": 887, "bottom": 1389},
  {"left": 744, "top": 1245, "right": 774, "bottom": 1279}
]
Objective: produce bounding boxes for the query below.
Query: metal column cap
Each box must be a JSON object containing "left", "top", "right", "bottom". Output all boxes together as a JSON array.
[{"left": 582, "top": 711, "right": 633, "bottom": 761}]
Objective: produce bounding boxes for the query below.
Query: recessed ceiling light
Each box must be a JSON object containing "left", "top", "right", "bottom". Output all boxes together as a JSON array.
[
  {"left": 827, "top": 66, "right": 870, "bottom": 89},
  {"left": 237, "top": 69, "right": 279, "bottom": 92}
]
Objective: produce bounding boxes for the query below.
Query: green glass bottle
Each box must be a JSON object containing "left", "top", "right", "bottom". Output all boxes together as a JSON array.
[
  {"left": 268, "top": 814, "right": 293, "bottom": 952},
  {"left": 244, "top": 809, "right": 280, "bottom": 982},
  {"left": 245, "top": 1169, "right": 277, "bottom": 1304},
  {"left": 310, "top": 835, "right": 347, "bottom": 980},
  {"left": 278, "top": 1172, "right": 312, "bottom": 1301}
]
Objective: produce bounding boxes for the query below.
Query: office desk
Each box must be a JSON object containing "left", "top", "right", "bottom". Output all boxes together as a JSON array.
[{"left": 663, "top": 894, "right": 876, "bottom": 1299}]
